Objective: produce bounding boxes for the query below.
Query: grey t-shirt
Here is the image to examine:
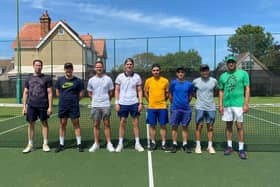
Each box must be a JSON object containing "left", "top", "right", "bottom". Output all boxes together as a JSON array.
[{"left": 192, "top": 77, "right": 217, "bottom": 111}]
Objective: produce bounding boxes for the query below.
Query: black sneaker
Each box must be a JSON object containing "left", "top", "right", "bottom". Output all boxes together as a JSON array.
[
  {"left": 161, "top": 144, "right": 168, "bottom": 151},
  {"left": 55, "top": 144, "right": 64, "bottom": 153},
  {"left": 182, "top": 144, "right": 192, "bottom": 153},
  {"left": 166, "top": 144, "right": 177, "bottom": 153},
  {"left": 77, "top": 144, "right": 84, "bottom": 152},
  {"left": 149, "top": 142, "right": 157, "bottom": 151}
]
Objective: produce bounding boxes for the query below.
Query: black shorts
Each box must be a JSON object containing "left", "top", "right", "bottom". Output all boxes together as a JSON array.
[
  {"left": 58, "top": 103, "right": 80, "bottom": 119},
  {"left": 26, "top": 105, "right": 49, "bottom": 122}
]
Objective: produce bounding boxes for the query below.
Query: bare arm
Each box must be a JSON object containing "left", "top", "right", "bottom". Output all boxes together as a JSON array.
[
  {"left": 137, "top": 85, "right": 143, "bottom": 112},
  {"left": 79, "top": 90, "right": 84, "bottom": 100},
  {"left": 219, "top": 89, "right": 224, "bottom": 114},
  {"left": 88, "top": 91, "right": 93, "bottom": 100},
  {"left": 22, "top": 88, "right": 28, "bottom": 115},
  {"left": 114, "top": 84, "right": 120, "bottom": 112},
  {"left": 56, "top": 88, "right": 60, "bottom": 97},
  {"left": 243, "top": 86, "right": 250, "bottom": 113},
  {"left": 109, "top": 90, "right": 114, "bottom": 101},
  {"left": 47, "top": 87, "right": 53, "bottom": 116}
]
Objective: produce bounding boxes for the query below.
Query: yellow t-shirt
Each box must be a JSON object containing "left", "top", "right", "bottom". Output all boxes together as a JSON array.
[{"left": 144, "top": 76, "right": 169, "bottom": 109}]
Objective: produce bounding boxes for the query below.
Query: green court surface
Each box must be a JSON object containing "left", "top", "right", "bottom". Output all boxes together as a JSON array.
[{"left": 0, "top": 102, "right": 279, "bottom": 186}]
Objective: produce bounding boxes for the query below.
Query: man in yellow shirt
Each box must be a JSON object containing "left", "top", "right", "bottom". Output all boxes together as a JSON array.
[{"left": 144, "top": 64, "right": 169, "bottom": 151}]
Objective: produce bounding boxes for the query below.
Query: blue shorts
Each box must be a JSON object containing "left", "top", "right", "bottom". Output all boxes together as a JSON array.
[
  {"left": 58, "top": 103, "right": 80, "bottom": 119},
  {"left": 26, "top": 105, "right": 49, "bottom": 122},
  {"left": 118, "top": 103, "right": 140, "bottom": 118},
  {"left": 146, "top": 109, "right": 168, "bottom": 126},
  {"left": 195, "top": 109, "right": 216, "bottom": 125},
  {"left": 170, "top": 109, "right": 192, "bottom": 127}
]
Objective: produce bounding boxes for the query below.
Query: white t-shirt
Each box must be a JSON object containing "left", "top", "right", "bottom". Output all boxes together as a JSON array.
[
  {"left": 115, "top": 72, "right": 142, "bottom": 105},
  {"left": 87, "top": 74, "right": 114, "bottom": 107}
]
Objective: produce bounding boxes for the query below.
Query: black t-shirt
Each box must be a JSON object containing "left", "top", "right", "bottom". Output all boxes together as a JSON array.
[{"left": 25, "top": 74, "right": 52, "bottom": 108}]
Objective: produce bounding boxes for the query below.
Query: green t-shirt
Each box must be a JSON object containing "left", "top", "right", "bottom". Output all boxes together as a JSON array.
[{"left": 218, "top": 69, "right": 249, "bottom": 107}]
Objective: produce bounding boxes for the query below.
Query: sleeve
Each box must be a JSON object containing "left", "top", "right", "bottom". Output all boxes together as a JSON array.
[
  {"left": 218, "top": 75, "right": 224, "bottom": 90},
  {"left": 79, "top": 79, "right": 84, "bottom": 92},
  {"left": 46, "top": 75, "right": 53, "bottom": 88},
  {"left": 87, "top": 79, "right": 93, "bottom": 92},
  {"left": 115, "top": 74, "right": 121, "bottom": 85},
  {"left": 188, "top": 83, "right": 194, "bottom": 96},
  {"left": 109, "top": 77, "right": 114, "bottom": 90},
  {"left": 24, "top": 77, "right": 30, "bottom": 89},
  {"left": 55, "top": 78, "right": 60, "bottom": 89},
  {"left": 192, "top": 79, "right": 197, "bottom": 92},
  {"left": 243, "top": 71, "right": 250, "bottom": 86},
  {"left": 144, "top": 79, "right": 149, "bottom": 93},
  {"left": 169, "top": 80, "right": 174, "bottom": 96},
  {"left": 165, "top": 79, "right": 169, "bottom": 92},
  {"left": 136, "top": 74, "right": 142, "bottom": 86}
]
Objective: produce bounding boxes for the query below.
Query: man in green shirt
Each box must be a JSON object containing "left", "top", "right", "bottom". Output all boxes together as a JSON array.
[{"left": 218, "top": 55, "right": 250, "bottom": 160}]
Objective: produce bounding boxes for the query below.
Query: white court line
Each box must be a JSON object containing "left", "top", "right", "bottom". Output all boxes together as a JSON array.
[
  {"left": 0, "top": 123, "right": 28, "bottom": 136},
  {"left": 146, "top": 110, "right": 154, "bottom": 187},
  {"left": 251, "top": 108, "right": 280, "bottom": 115},
  {"left": 0, "top": 115, "right": 22, "bottom": 122},
  {"left": 246, "top": 114, "right": 280, "bottom": 127}
]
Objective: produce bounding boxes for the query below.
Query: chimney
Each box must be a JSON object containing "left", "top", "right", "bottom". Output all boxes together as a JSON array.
[{"left": 40, "top": 11, "right": 51, "bottom": 38}]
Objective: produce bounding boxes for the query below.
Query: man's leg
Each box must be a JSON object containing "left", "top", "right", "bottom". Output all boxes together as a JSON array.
[{"left": 41, "top": 120, "right": 50, "bottom": 152}]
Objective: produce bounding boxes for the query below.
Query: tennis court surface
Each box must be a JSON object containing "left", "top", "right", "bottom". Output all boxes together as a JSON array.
[{"left": 0, "top": 103, "right": 279, "bottom": 187}]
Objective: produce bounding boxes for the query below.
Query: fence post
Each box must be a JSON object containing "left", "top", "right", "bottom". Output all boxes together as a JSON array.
[{"left": 16, "top": 0, "right": 22, "bottom": 104}]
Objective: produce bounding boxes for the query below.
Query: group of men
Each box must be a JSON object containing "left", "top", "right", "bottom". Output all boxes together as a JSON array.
[{"left": 22, "top": 55, "right": 250, "bottom": 160}]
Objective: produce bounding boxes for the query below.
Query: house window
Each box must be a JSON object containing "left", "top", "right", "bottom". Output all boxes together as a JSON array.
[
  {"left": 241, "top": 60, "right": 254, "bottom": 71},
  {"left": 58, "top": 28, "right": 64, "bottom": 35}
]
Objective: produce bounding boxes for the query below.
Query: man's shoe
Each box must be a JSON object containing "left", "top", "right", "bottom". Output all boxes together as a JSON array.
[
  {"left": 195, "top": 145, "right": 202, "bottom": 154},
  {"left": 207, "top": 146, "right": 216, "bottom": 154},
  {"left": 135, "top": 143, "right": 144, "bottom": 152},
  {"left": 166, "top": 144, "right": 177, "bottom": 153},
  {"left": 55, "top": 144, "right": 65, "bottom": 153},
  {"left": 22, "top": 144, "right": 33, "bottom": 153},
  {"left": 149, "top": 142, "right": 157, "bottom": 151},
  {"left": 182, "top": 144, "right": 192, "bottom": 153},
  {"left": 42, "top": 144, "right": 50, "bottom": 152},
  {"left": 77, "top": 144, "right": 84, "bottom": 152},
  {"left": 89, "top": 143, "right": 99, "bottom": 152},
  {"left": 224, "top": 146, "right": 233, "bottom": 155},
  {"left": 239, "top": 150, "right": 247, "bottom": 160},
  {"left": 106, "top": 143, "right": 115, "bottom": 152},
  {"left": 161, "top": 144, "right": 168, "bottom": 151},
  {"left": 115, "top": 144, "right": 123, "bottom": 153}
]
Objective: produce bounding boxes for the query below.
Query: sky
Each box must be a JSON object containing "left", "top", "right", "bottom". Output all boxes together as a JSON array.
[{"left": 1, "top": 0, "right": 280, "bottom": 69}]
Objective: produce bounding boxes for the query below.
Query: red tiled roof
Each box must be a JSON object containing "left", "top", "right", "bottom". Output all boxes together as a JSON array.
[
  {"left": 93, "top": 39, "right": 106, "bottom": 57},
  {"left": 80, "top": 34, "right": 93, "bottom": 48}
]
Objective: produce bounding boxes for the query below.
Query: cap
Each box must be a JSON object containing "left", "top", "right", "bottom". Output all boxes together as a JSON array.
[
  {"left": 200, "top": 64, "right": 210, "bottom": 71},
  {"left": 176, "top": 66, "right": 185, "bottom": 72},
  {"left": 64, "top": 62, "right": 73, "bottom": 69},
  {"left": 226, "top": 55, "right": 237, "bottom": 63}
]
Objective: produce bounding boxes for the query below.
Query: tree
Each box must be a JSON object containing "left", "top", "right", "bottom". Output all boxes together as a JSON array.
[{"left": 228, "top": 24, "right": 274, "bottom": 59}]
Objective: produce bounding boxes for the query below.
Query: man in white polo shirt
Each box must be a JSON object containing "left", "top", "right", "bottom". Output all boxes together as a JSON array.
[
  {"left": 114, "top": 58, "right": 144, "bottom": 152},
  {"left": 87, "top": 60, "right": 115, "bottom": 152}
]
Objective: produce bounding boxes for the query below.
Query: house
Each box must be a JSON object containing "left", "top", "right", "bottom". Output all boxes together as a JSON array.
[
  {"left": 0, "top": 58, "right": 14, "bottom": 80},
  {"left": 10, "top": 11, "right": 106, "bottom": 80}
]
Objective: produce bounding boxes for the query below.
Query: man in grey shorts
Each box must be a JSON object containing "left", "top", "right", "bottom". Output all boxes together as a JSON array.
[
  {"left": 193, "top": 64, "right": 218, "bottom": 154},
  {"left": 87, "top": 60, "right": 115, "bottom": 152}
]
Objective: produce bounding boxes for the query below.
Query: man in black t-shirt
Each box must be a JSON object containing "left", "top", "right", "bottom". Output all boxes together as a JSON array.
[{"left": 22, "top": 59, "right": 53, "bottom": 153}]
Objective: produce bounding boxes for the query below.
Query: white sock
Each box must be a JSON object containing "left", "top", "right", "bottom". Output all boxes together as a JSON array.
[
  {"left": 135, "top": 137, "right": 140, "bottom": 145},
  {"left": 173, "top": 141, "right": 177, "bottom": 145},
  {"left": 239, "top": 142, "right": 244, "bottom": 150},
  {"left": 162, "top": 141, "right": 166, "bottom": 146},
  {"left": 208, "top": 141, "right": 213, "bottom": 148},
  {"left": 59, "top": 136, "right": 64, "bottom": 145},
  {"left": 118, "top": 137, "right": 123, "bottom": 145},
  {"left": 196, "top": 140, "right": 201, "bottom": 147},
  {"left": 28, "top": 140, "right": 33, "bottom": 145},
  {"left": 151, "top": 140, "right": 156, "bottom": 144},
  {"left": 183, "top": 141, "right": 187, "bottom": 146},
  {"left": 227, "top": 140, "right": 232, "bottom": 147},
  {"left": 76, "top": 136, "right": 81, "bottom": 145},
  {"left": 43, "top": 139, "right": 48, "bottom": 145}
]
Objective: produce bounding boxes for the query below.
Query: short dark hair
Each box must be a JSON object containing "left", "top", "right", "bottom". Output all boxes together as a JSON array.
[
  {"left": 64, "top": 62, "right": 73, "bottom": 69},
  {"left": 124, "top": 58, "right": 134, "bottom": 65},
  {"left": 176, "top": 66, "right": 185, "bottom": 72},
  {"left": 95, "top": 60, "right": 104, "bottom": 65},
  {"left": 151, "top": 63, "right": 161, "bottom": 70},
  {"left": 33, "top": 59, "right": 43, "bottom": 66}
]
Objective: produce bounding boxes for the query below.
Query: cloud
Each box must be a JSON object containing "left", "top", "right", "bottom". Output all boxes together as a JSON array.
[{"left": 77, "top": 3, "right": 235, "bottom": 35}]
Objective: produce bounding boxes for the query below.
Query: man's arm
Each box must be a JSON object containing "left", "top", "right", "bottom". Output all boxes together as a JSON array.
[
  {"left": 22, "top": 88, "right": 28, "bottom": 115},
  {"left": 137, "top": 85, "right": 143, "bottom": 112},
  {"left": 114, "top": 84, "right": 120, "bottom": 112},
  {"left": 219, "top": 89, "right": 224, "bottom": 114},
  {"left": 243, "top": 86, "right": 250, "bottom": 113},
  {"left": 47, "top": 87, "right": 53, "bottom": 116}
]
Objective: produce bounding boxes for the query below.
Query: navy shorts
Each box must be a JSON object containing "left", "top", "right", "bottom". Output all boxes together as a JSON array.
[
  {"left": 146, "top": 109, "right": 168, "bottom": 126},
  {"left": 58, "top": 103, "right": 80, "bottom": 119},
  {"left": 117, "top": 103, "right": 140, "bottom": 118},
  {"left": 195, "top": 109, "right": 216, "bottom": 125},
  {"left": 26, "top": 105, "right": 49, "bottom": 122},
  {"left": 170, "top": 109, "right": 192, "bottom": 127}
]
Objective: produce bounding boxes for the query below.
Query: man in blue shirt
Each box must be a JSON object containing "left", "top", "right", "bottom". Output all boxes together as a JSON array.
[
  {"left": 169, "top": 67, "right": 194, "bottom": 153},
  {"left": 55, "top": 62, "right": 84, "bottom": 152}
]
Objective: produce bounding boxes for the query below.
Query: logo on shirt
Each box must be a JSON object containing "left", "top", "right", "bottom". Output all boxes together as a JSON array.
[
  {"left": 225, "top": 75, "right": 237, "bottom": 92},
  {"left": 62, "top": 82, "right": 74, "bottom": 89}
]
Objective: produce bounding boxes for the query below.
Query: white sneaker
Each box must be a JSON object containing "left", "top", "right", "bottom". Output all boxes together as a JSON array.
[
  {"left": 135, "top": 143, "right": 144, "bottom": 152},
  {"left": 115, "top": 144, "right": 123, "bottom": 152},
  {"left": 22, "top": 144, "right": 33, "bottom": 153},
  {"left": 195, "top": 145, "right": 202, "bottom": 154},
  {"left": 207, "top": 146, "right": 216, "bottom": 154},
  {"left": 106, "top": 143, "right": 115, "bottom": 152},
  {"left": 42, "top": 144, "right": 50, "bottom": 152},
  {"left": 89, "top": 143, "right": 100, "bottom": 152}
]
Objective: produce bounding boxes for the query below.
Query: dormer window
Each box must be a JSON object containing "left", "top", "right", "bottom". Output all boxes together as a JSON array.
[{"left": 58, "top": 27, "right": 64, "bottom": 35}]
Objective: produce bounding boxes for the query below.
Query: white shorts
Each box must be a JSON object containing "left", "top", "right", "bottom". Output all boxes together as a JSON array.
[{"left": 222, "top": 107, "right": 243, "bottom": 122}]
